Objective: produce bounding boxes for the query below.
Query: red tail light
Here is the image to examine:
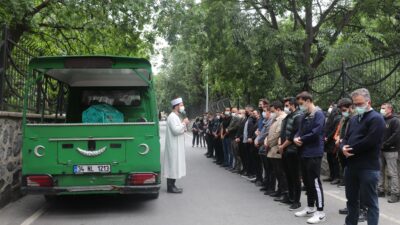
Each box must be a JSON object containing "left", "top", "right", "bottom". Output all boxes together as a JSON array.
[
  {"left": 129, "top": 173, "right": 157, "bottom": 185},
  {"left": 26, "top": 175, "right": 53, "bottom": 187}
]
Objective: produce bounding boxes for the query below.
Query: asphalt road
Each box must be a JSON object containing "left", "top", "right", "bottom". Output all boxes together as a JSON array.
[{"left": 1, "top": 123, "right": 400, "bottom": 225}]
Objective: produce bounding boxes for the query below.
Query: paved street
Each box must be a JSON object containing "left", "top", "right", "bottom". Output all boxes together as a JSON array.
[{"left": 1, "top": 123, "right": 400, "bottom": 225}]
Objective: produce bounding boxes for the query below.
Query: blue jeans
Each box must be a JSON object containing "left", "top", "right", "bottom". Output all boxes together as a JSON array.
[
  {"left": 222, "top": 137, "right": 232, "bottom": 167},
  {"left": 345, "top": 168, "right": 379, "bottom": 225}
]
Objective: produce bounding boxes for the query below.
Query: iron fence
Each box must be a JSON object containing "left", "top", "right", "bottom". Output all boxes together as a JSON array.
[
  {"left": 0, "top": 26, "right": 66, "bottom": 115},
  {"left": 310, "top": 51, "right": 400, "bottom": 108},
  {"left": 209, "top": 98, "right": 232, "bottom": 113}
]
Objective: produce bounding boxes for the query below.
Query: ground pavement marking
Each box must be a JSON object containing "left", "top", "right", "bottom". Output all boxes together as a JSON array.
[
  {"left": 325, "top": 190, "right": 400, "bottom": 225},
  {"left": 20, "top": 203, "right": 49, "bottom": 225}
]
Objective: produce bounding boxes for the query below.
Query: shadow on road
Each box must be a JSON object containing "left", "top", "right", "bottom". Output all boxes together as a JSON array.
[{"left": 46, "top": 194, "right": 156, "bottom": 215}]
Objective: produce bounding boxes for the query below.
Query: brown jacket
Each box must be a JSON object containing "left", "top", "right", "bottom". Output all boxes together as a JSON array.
[{"left": 267, "top": 113, "right": 287, "bottom": 159}]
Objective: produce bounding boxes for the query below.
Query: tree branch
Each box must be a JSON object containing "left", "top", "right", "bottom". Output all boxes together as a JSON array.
[
  {"left": 247, "top": 0, "right": 273, "bottom": 27},
  {"left": 313, "top": 0, "right": 340, "bottom": 35},
  {"left": 265, "top": 0, "right": 279, "bottom": 30},
  {"left": 38, "top": 23, "right": 85, "bottom": 30},
  {"left": 28, "top": 0, "right": 52, "bottom": 17},
  {"left": 289, "top": 0, "right": 306, "bottom": 30}
]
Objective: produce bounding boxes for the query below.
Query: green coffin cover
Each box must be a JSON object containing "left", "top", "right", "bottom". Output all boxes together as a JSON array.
[{"left": 82, "top": 104, "right": 124, "bottom": 123}]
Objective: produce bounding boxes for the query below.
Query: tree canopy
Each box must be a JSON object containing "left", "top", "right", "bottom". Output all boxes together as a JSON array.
[
  {"left": 155, "top": 0, "right": 400, "bottom": 115},
  {"left": 1, "top": 0, "right": 400, "bottom": 116}
]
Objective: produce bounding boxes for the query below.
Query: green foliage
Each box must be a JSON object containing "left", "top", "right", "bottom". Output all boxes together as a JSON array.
[
  {"left": 155, "top": 0, "right": 400, "bottom": 114},
  {"left": 0, "top": 0, "right": 157, "bottom": 57}
]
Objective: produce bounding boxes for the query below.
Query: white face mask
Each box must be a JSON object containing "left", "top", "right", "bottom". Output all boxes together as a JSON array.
[
  {"left": 179, "top": 106, "right": 185, "bottom": 113},
  {"left": 380, "top": 108, "right": 387, "bottom": 117},
  {"left": 284, "top": 107, "right": 291, "bottom": 114},
  {"left": 232, "top": 113, "right": 237, "bottom": 117},
  {"left": 262, "top": 112, "right": 266, "bottom": 118},
  {"left": 328, "top": 107, "right": 333, "bottom": 114},
  {"left": 270, "top": 112, "right": 276, "bottom": 118}
]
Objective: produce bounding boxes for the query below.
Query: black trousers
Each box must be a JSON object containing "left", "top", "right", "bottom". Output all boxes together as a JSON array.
[
  {"left": 238, "top": 142, "right": 247, "bottom": 172},
  {"left": 261, "top": 155, "right": 276, "bottom": 190},
  {"left": 192, "top": 132, "right": 199, "bottom": 146},
  {"left": 246, "top": 143, "right": 256, "bottom": 175},
  {"left": 301, "top": 157, "right": 324, "bottom": 211},
  {"left": 271, "top": 158, "right": 288, "bottom": 193},
  {"left": 327, "top": 150, "right": 340, "bottom": 180},
  {"left": 283, "top": 150, "right": 301, "bottom": 203},
  {"left": 206, "top": 134, "right": 214, "bottom": 156},
  {"left": 338, "top": 151, "right": 347, "bottom": 180},
  {"left": 214, "top": 138, "right": 224, "bottom": 163},
  {"left": 254, "top": 151, "right": 263, "bottom": 181}
]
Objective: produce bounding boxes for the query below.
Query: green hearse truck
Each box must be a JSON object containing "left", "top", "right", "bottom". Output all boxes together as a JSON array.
[{"left": 21, "top": 56, "right": 161, "bottom": 199}]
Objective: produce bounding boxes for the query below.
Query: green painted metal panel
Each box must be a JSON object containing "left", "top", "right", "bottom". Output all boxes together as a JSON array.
[{"left": 22, "top": 56, "right": 161, "bottom": 195}]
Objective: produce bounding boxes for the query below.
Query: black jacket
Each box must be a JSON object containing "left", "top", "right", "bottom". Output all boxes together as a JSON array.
[
  {"left": 248, "top": 117, "right": 259, "bottom": 140},
  {"left": 235, "top": 118, "right": 247, "bottom": 141},
  {"left": 382, "top": 115, "right": 400, "bottom": 152}
]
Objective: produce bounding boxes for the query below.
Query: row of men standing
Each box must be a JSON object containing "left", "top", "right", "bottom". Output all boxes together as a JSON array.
[
  {"left": 202, "top": 88, "right": 385, "bottom": 225},
  {"left": 203, "top": 92, "right": 327, "bottom": 224}
]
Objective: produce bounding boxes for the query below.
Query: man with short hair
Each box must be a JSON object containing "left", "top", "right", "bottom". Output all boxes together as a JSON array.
[
  {"left": 335, "top": 98, "right": 367, "bottom": 222},
  {"left": 212, "top": 112, "right": 223, "bottom": 165},
  {"left": 279, "top": 97, "right": 303, "bottom": 210},
  {"left": 324, "top": 105, "right": 342, "bottom": 184},
  {"left": 256, "top": 105, "right": 275, "bottom": 194},
  {"left": 241, "top": 106, "right": 257, "bottom": 179},
  {"left": 235, "top": 109, "right": 248, "bottom": 174},
  {"left": 266, "top": 101, "right": 288, "bottom": 201},
  {"left": 378, "top": 102, "right": 400, "bottom": 203},
  {"left": 164, "top": 97, "right": 190, "bottom": 193},
  {"left": 294, "top": 91, "right": 326, "bottom": 224},
  {"left": 340, "top": 88, "right": 385, "bottom": 225},
  {"left": 205, "top": 113, "right": 215, "bottom": 158},
  {"left": 221, "top": 108, "right": 233, "bottom": 167},
  {"left": 250, "top": 109, "right": 264, "bottom": 185},
  {"left": 226, "top": 107, "right": 241, "bottom": 170}
]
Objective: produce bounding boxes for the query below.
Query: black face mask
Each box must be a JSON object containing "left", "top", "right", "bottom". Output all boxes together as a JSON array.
[{"left": 258, "top": 107, "right": 263, "bottom": 112}]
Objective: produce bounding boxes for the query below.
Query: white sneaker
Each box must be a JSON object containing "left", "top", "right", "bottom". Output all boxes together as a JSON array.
[
  {"left": 307, "top": 211, "right": 326, "bottom": 224},
  {"left": 294, "top": 207, "right": 316, "bottom": 217}
]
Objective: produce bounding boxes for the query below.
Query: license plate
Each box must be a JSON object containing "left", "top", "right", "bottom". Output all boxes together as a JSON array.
[{"left": 73, "top": 165, "right": 111, "bottom": 174}]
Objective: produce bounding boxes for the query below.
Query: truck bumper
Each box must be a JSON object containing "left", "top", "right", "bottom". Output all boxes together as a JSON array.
[{"left": 21, "top": 184, "right": 161, "bottom": 195}]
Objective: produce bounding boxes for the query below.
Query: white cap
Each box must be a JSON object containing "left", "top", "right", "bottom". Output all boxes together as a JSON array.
[{"left": 171, "top": 97, "right": 183, "bottom": 106}]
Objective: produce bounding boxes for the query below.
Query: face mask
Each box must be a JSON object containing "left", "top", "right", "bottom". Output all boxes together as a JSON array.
[
  {"left": 179, "top": 106, "right": 185, "bottom": 114},
  {"left": 299, "top": 105, "right": 307, "bottom": 112},
  {"left": 342, "top": 111, "right": 349, "bottom": 118},
  {"left": 259, "top": 107, "right": 263, "bottom": 112},
  {"left": 328, "top": 107, "right": 333, "bottom": 114},
  {"left": 216, "top": 116, "right": 220, "bottom": 120},
  {"left": 355, "top": 106, "right": 367, "bottom": 116},
  {"left": 380, "top": 109, "right": 387, "bottom": 117},
  {"left": 232, "top": 113, "right": 236, "bottom": 117},
  {"left": 284, "top": 107, "right": 291, "bottom": 114},
  {"left": 270, "top": 112, "right": 276, "bottom": 118},
  {"left": 225, "top": 111, "right": 230, "bottom": 116},
  {"left": 262, "top": 112, "right": 266, "bottom": 118}
]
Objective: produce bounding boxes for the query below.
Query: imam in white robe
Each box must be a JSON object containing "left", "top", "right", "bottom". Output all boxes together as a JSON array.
[{"left": 163, "top": 112, "right": 186, "bottom": 179}]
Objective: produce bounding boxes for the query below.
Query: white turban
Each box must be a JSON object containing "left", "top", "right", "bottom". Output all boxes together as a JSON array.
[{"left": 171, "top": 97, "right": 183, "bottom": 106}]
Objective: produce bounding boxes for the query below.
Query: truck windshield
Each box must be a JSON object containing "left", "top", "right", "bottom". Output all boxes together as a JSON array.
[{"left": 82, "top": 90, "right": 141, "bottom": 107}]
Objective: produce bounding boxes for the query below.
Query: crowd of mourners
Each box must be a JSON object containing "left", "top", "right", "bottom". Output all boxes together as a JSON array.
[{"left": 190, "top": 88, "right": 395, "bottom": 225}]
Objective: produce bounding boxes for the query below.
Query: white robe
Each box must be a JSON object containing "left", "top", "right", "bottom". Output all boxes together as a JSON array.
[{"left": 163, "top": 112, "right": 186, "bottom": 179}]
